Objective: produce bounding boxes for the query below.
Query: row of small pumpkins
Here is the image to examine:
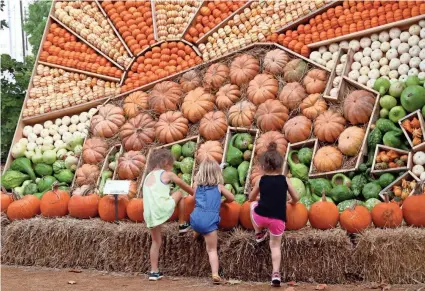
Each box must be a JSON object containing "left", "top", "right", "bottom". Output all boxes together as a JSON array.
[{"left": 3, "top": 186, "right": 424, "bottom": 231}]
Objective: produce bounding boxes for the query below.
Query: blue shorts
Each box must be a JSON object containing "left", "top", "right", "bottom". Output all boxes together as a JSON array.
[{"left": 190, "top": 208, "right": 220, "bottom": 235}]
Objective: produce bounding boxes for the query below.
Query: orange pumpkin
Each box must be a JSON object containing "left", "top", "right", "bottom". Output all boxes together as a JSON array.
[
  {"left": 199, "top": 111, "right": 228, "bottom": 140},
  {"left": 250, "top": 164, "right": 264, "bottom": 187},
  {"left": 300, "top": 94, "right": 328, "bottom": 120},
  {"left": 68, "top": 188, "right": 99, "bottom": 219},
  {"left": 216, "top": 84, "right": 241, "bottom": 110},
  {"left": 219, "top": 201, "right": 241, "bottom": 229},
  {"left": 127, "top": 198, "right": 144, "bottom": 222},
  {"left": 82, "top": 137, "right": 109, "bottom": 165},
  {"left": 1, "top": 188, "right": 13, "bottom": 213},
  {"left": 40, "top": 184, "right": 71, "bottom": 217},
  {"left": 179, "top": 70, "right": 202, "bottom": 92},
  {"left": 340, "top": 204, "right": 371, "bottom": 233},
  {"left": 123, "top": 91, "right": 149, "bottom": 118},
  {"left": 228, "top": 101, "right": 257, "bottom": 127},
  {"left": 75, "top": 164, "right": 100, "bottom": 186},
  {"left": 239, "top": 201, "right": 254, "bottom": 230},
  {"left": 309, "top": 192, "right": 339, "bottom": 230},
  {"left": 98, "top": 195, "right": 129, "bottom": 222},
  {"left": 283, "top": 116, "right": 312, "bottom": 143},
  {"left": 303, "top": 69, "right": 328, "bottom": 94},
  {"left": 203, "top": 63, "right": 229, "bottom": 89},
  {"left": 127, "top": 180, "right": 138, "bottom": 199},
  {"left": 91, "top": 104, "right": 126, "bottom": 138},
  {"left": 155, "top": 111, "right": 189, "bottom": 143},
  {"left": 283, "top": 59, "right": 308, "bottom": 83},
  {"left": 279, "top": 82, "right": 307, "bottom": 110},
  {"left": 402, "top": 190, "right": 425, "bottom": 227},
  {"left": 313, "top": 146, "right": 343, "bottom": 172},
  {"left": 256, "top": 131, "right": 287, "bottom": 156},
  {"left": 229, "top": 54, "right": 260, "bottom": 86},
  {"left": 314, "top": 111, "right": 346, "bottom": 143},
  {"left": 181, "top": 87, "right": 215, "bottom": 123},
  {"left": 247, "top": 74, "right": 279, "bottom": 105},
  {"left": 117, "top": 151, "right": 146, "bottom": 180},
  {"left": 286, "top": 203, "right": 309, "bottom": 230},
  {"left": 343, "top": 90, "right": 375, "bottom": 125},
  {"left": 120, "top": 113, "right": 156, "bottom": 151},
  {"left": 7, "top": 195, "right": 40, "bottom": 221},
  {"left": 263, "top": 49, "right": 290, "bottom": 74},
  {"left": 255, "top": 99, "right": 289, "bottom": 132},
  {"left": 371, "top": 194, "right": 402, "bottom": 228},
  {"left": 148, "top": 81, "right": 183, "bottom": 114},
  {"left": 183, "top": 195, "right": 195, "bottom": 222},
  {"left": 338, "top": 126, "right": 365, "bottom": 156},
  {"left": 196, "top": 140, "right": 223, "bottom": 163}
]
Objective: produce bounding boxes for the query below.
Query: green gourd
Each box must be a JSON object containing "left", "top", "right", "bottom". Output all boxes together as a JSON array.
[
  {"left": 34, "top": 163, "right": 53, "bottom": 177},
  {"left": 10, "top": 157, "right": 36, "bottom": 181},
  {"left": 234, "top": 133, "right": 253, "bottom": 150},
  {"left": 174, "top": 157, "right": 194, "bottom": 174},
  {"left": 366, "top": 128, "right": 383, "bottom": 166},
  {"left": 223, "top": 166, "right": 242, "bottom": 193},
  {"left": 171, "top": 144, "right": 182, "bottom": 160},
  {"left": 226, "top": 134, "right": 243, "bottom": 167},
  {"left": 54, "top": 169, "right": 74, "bottom": 183},
  {"left": 237, "top": 161, "right": 249, "bottom": 185},
  {"left": 298, "top": 147, "right": 313, "bottom": 165},
  {"left": 234, "top": 194, "right": 246, "bottom": 205},
  {"left": 1, "top": 170, "right": 30, "bottom": 190},
  {"left": 383, "top": 131, "right": 402, "bottom": 148},
  {"left": 288, "top": 151, "right": 308, "bottom": 180},
  {"left": 182, "top": 141, "right": 196, "bottom": 158},
  {"left": 375, "top": 118, "right": 402, "bottom": 133},
  {"left": 331, "top": 174, "right": 351, "bottom": 188},
  {"left": 99, "top": 170, "right": 113, "bottom": 194},
  {"left": 351, "top": 174, "right": 368, "bottom": 196}
]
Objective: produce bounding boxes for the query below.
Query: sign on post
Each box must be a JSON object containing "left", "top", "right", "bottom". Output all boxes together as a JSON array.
[{"left": 103, "top": 180, "right": 131, "bottom": 223}]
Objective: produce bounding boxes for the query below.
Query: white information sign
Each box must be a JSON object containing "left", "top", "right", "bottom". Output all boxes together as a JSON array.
[{"left": 103, "top": 180, "right": 131, "bottom": 195}]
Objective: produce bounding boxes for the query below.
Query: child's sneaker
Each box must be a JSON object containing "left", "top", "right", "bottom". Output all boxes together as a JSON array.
[
  {"left": 255, "top": 229, "right": 268, "bottom": 243},
  {"left": 179, "top": 222, "right": 190, "bottom": 233},
  {"left": 148, "top": 271, "right": 163, "bottom": 281},
  {"left": 212, "top": 274, "right": 224, "bottom": 285},
  {"left": 270, "top": 272, "right": 281, "bottom": 287}
]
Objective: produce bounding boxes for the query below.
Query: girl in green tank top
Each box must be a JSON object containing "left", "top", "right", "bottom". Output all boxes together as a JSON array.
[{"left": 142, "top": 149, "right": 194, "bottom": 281}]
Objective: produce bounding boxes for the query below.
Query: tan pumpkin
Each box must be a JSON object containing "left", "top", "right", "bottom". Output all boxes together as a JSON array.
[
  {"left": 118, "top": 151, "right": 146, "bottom": 180},
  {"left": 119, "top": 113, "right": 156, "bottom": 151},
  {"left": 216, "top": 84, "right": 241, "bottom": 110},
  {"left": 180, "top": 70, "right": 202, "bottom": 92},
  {"left": 199, "top": 111, "right": 228, "bottom": 140},
  {"left": 148, "top": 81, "right": 184, "bottom": 114},
  {"left": 247, "top": 74, "right": 279, "bottom": 105},
  {"left": 343, "top": 90, "right": 375, "bottom": 125},
  {"left": 283, "top": 59, "right": 308, "bottom": 82},
  {"left": 196, "top": 140, "right": 223, "bottom": 163},
  {"left": 123, "top": 91, "right": 149, "bottom": 118},
  {"left": 256, "top": 131, "right": 287, "bottom": 156},
  {"left": 338, "top": 126, "right": 365, "bottom": 156},
  {"left": 228, "top": 101, "right": 257, "bottom": 127},
  {"left": 155, "top": 111, "right": 189, "bottom": 143},
  {"left": 82, "top": 137, "right": 108, "bottom": 164},
  {"left": 203, "top": 63, "right": 229, "bottom": 89},
  {"left": 283, "top": 116, "right": 312, "bottom": 143},
  {"left": 91, "top": 104, "right": 125, "bottom": 138},
  {"left": 181, "top": 87, "right": 215, "bottom": 123},
  {"left": 303, "top": 69, "right": 328, "bottom": 94},
  {"left": 314, "top": 111, "right": 346, "bottom": 143},
  {"left": 279, "top": 82, "right": 307, "bottom": 110},
  {"left": 250, "top": 164, "right": 264, "bottom": 186},
  {"left": 263, "top": 49, "right": 290, "bottom": 74},
  {"left": 76, "top": 164, "right": 100, "bottom": 186},
  {"left": 300, "top": 93, "right": 328, "bottom": 120},
  {"left": 255, "top": 99, "right": 289, "bottom": 132},
  {"left": 229, "top": 54, "right": 260, "bottom": 86},
  {"left": 314, "top": 146, "right": 343, "bottom": 172}
]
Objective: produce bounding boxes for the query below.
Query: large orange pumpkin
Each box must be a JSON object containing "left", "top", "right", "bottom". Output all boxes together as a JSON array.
[
  {"left": 286, "top": 202, "right": 309, "bottom": 230},
  {"left": 119, "top": 113, "right": 156, "bottom": 151},
  {"left": 279, "top": 82, "right": 307, "bottom": 110},
  {"left": 82, "top": 137, "right": 109, "bottom": 164},
  {"left": 40, "top": 184, "right": 71, "bottom": 217},
  {"left": 127, "top": 198, "right": 144, "bottom": 222},
  {"left": 283, "top": 116, "right": 312, "bottom": 143},
  {"left": 371, "top": 194, "right": 403, "bottom": 228},
  {"left": 196, "top": 140, "right": 223, "bottom": 163},
  {"left": 68, "top": 188, "right": 99, "bottom": 219},
  {"left": 301, "top": 93, "right": 328, "bottom": 120},
  {"left": 402, "top": 191, "right": 425, "bottom": 227},
  {"left": 91, "top": 104, "right": 126, "bottom": 138},
  {"left": 314, "top": 111, "right": 346, "bottom": 143},
  {"left": 338, "top": 126, "right": 365, "bottom": 156},
  {"left": 228, "top": 101, "right": 256, "bottom": 127},
  {"left": 75, "top": 164, "right": 100, "bottom": 186},
  {"left": 340, "top": 204, "right": 371, "bottom": 233},
  {"left": 216, "top": 84, "right": 241, "bottom": 110},
  {"left": 229, "top": 54, "right": 260, "bottom": 86},
  {"left": 123, "top": 91, "right": 149, "bottom": 118},
  {"left": 203, "top": 63, "right": 229, "bottom": 89},
  {"left": 219, "top": 201, "right": 241, "bottom": 229},
  {"left": 303, "top": 69, "right": 328, "bottom": 94},
  {"left": 180, "top": 70, "right": 201, "bottom": 92},
  {"left": 1, "top": 188, "right": 13, "bottom": 213},
  {"left": 250, "top": 164, "right": 264, "bottom": 187},
  {"left": 255, "top": 99, "right": 289, "bottom": 132},
  {"left": 155, "top": 111, "right": 189, "bottom": 143},
  {"left": 181, "top": 87, "right": 215, "bottom": 123},
  {"left": 117, "top": 151, "right": 146, "bottom": 180},
  {"left": 98, "top": 195, "right": 129, "bottom": 222},
  {"left": 247, "top": 74, "right": 279, "bottom": 105},
  {"left": 309, "top": 192, "right": 339, "bottom": 229},
  {"left": 343, "top": 90, "right": 375, "bottom": 125},
  {"left": 239, "top": 201, "right": 254, "bottom": 230},
  {"left": 313, "top": 146, "right": 343, "bottom": 172},
  {"left": 255, "top": 131, "right": 287, "bottom": 156},
  {"left": 199, "top": 111, "right": 228, "bottom": 140},
  {"left": 283, "top": 59, "right": 308, "bottom": 82},
  {"left": 263, "top": 49, "right": 290, "bottom": 74},
  {"left": 148, "top": 81, "right": 184, "bottom": 114},
  {"left": 183, "top": 195, "right": 195, "bottom": 222},
  {"left": 7, "top": 195, "right": 40, "bottom": 221}
]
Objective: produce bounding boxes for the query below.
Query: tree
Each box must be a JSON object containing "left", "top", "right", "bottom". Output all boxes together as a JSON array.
[{"left": 23, "top": 0, "right": 51, "bottom": 56}]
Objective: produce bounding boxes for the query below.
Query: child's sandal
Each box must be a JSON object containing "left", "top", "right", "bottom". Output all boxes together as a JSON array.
[{"left": 212, "top": 274, "right": 224, "bottom": 285}]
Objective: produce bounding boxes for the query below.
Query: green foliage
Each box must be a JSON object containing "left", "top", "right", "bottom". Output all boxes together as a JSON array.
[{"left": 23, "top": 0, "right": 51, "bottom": 56}]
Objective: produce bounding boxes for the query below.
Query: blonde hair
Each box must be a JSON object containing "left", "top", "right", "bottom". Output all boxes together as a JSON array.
[{"left": 195, "top": 159, "right": 224, "bottom": 186}]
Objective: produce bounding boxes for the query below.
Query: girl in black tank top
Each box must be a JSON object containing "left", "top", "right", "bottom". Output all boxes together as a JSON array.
[{"left": 248, "top": 142, "right": 300, "bottom": 287}]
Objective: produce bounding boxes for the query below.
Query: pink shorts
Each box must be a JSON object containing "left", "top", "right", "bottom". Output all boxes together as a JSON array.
[{"left": 251, "top": 202, "right": 285, "bottom": 236}]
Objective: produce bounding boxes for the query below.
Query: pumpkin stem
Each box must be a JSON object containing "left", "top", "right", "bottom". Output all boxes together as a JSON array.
[{"left": 321, "top": 190, "right": 327, "bottom": 202}]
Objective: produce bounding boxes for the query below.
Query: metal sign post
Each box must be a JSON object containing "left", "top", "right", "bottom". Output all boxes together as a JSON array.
[{"left": 103, "top": 180, "right": 131, "bottom": 223}]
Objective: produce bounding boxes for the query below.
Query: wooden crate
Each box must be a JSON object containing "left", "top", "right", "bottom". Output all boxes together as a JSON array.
[
  {"left": 379, "top": 170, "right": 420, "bottom": 201},
  {"left": 221, "top": 127, "right": 259, "bottom": 195},
  {"left": 398, "top": 110, "right": 425, "bottom": 150},
  {"left": 282, "top": 139, "right": 317, "bottom": 176},
  {"left": 96, "top": 144, "right": 122, "bottom": 194},
  {"left": 371, "top": 145, "right": 412, "bottom": 174}
]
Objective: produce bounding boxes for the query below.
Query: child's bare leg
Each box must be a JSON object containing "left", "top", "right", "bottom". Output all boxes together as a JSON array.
[
  {"left": 150, "top": 226, "right": 162, "bottom": 272},
  {"left": 269, "top": 235, "right": 282, "bottom": 273},
  {"left": 204, "top": 231, "right": 219, "bottom": 275},
  {"left": 171, "top": 191, "right": 185, "bottom": 224},
  {"left": 250, "top": 205, "right": 262, "bottom": 233}
]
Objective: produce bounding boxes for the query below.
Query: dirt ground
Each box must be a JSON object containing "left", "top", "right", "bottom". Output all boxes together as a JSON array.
[{"left": 1, "top": 266, "right": 424, "bottom": 291}]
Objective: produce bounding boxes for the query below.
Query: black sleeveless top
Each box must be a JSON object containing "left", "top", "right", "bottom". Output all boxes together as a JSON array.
[{"left": 254, "top": 175, "right": 288, "bottom": 222}]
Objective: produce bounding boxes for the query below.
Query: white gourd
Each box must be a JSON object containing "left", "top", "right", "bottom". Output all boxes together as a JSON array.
[
  {"left": 408, "top": 68, "right": 419, "bottom": 76},
  {"left": 390, "top": 38, "right": 401, "bottom": 49},
  {"left": 357, "top": 75, "right": 368, "bottom": 85},
  {"left": 420, "top": 49, "right": 425, "bottom": 59},
  {"left": 360, "top": 37, "right": 371, "bottom": 48},
  {"left": 379, "top": 58, "right": 389, "bottom": 66},
  {"left": 400, "top": 53, "right": 411, "bottom": 64},
  {"left": 386, "top": 48, "right": 398, "bottom": 60},
  {"left": 409, "top": 24, "right": 421, "bottom": 36},
  {"left": 333, "top": 76, "right": 342, "bottom": 87},
  {"left": 388, "top": 70, "right": 399, "bottom": 79},
  {"left": 421, "top": 28, "right": 425, "bottom": 39},
  {"left": 363, "top": 47, "right": 372, "bottom": 57},
  {"left": 371, "top": 49, "right": 383, "bottom": 61},
  {"left": 330, "top": 88, "right": 339, "bottom": 97},
  {"left": 420, "top": 20, "right": 425, "bottom": 28},
  {"left": 378, "top": 31, "right": 390, "bottom": 42},
  {"left": 318, "top": 46, "right": 328, "bottom": 53},
  {"left": 397, "top": 43, "right": 410, "bottom": 54},
  {"left": 348, "top": 70, "right": 360, "bottom": 81},
  {"left": 351, "top": 61, "right": 361, "bottom": 71},
  {"left": 370, "top": 61, "right": 380, "bottom": 70},
  {"left": 380, "top": 42, "right": 390, "bottom": 52},
  {"left": 339, "top": 41, "right": 349, "bottom": 49},
  {"left": 399, "top": 74, "right": 408, "bottom": 82},
  {"left": 368, "top": 69, "right": 380, "bottom": 79},
  {"left": 44, "top": 120, "right": 53, "bottom": 128},
  {"left": 408, "top": 35, "right": 420, "bottom": 47},
  {"left": 379, "top": 65, "right": 390, "bottom": 76},
  {"left": 419, "top": 40, "right": 425, "bottom": 49},
  {"left": 340, "top": 54, "right": 347, "bottom": 63},
  {"left": 326, "top": 60, "right": 335, "bottom": 70},
  {"left": 409, "top": 46, "right": 421, "bottom": 57},
  {"left": 371, "top": 41, "right": 381, "bottom": 50},
  {"left": 353, "top": 52, "right": 363, "bottom": 62},
  {"left": 322, "top": 52, "right": 332, "bottom": 61},
  {"left": 367, "top": 78, "right": 376, "bottom": 88},
  {"left": 370, "top": 33, "right": 379, "bottom": 41},
  {"left": 349, "top": 39, "right": 360, "bottom": 51},
  {"left": 360, "top": 66, "right": 370, "bottom": 76},
  {"left": 336, "top": 64, "right": 344, "bottom": 76},
  {"left": 332, "top": 52, "right": 339, "bottom": 61},
  {"left": 389, "top": 58, "right": 401, "bottom": 70},
  {"left": 329, "top": 43, "right": 339, "bottom": 53},
  {"left": 409, "top": 57, "right": 421, "bottom": 68},
  {"left": 361, "top": 56, "right": 372, "bottom": 67},
  {"left": 310, "top": 51, "right": 321, "bottom": 61},
  {"left": 398, "top": 64, "right": 409, "bottom": 75},
  {"left": 400, "top": 32, "right": 410, "bottom": 42},
  {"left": 389, "top": 28, "right": 401, "bottom": 39}
]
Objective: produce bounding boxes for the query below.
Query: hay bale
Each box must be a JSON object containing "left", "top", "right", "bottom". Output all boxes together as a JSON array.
[
  {"left": 1, "top": 212, "right": 9, "bottom": 228},
  {"left": 353, "top": 227, "right": 425, "bottom": 284}
]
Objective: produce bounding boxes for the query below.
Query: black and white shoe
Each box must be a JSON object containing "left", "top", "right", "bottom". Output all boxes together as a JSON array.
[
  {"left": 271, "top": 272, "right": 281, "bottom": 287},
  {"left": 255, "top": 229, "right": 268, "bottom": 243},
  {"left": 179, "top": 222, "right": 190, "bottom": 233},
  {"left": 148, "top": 271, "right": 163, "bottom": 281}
]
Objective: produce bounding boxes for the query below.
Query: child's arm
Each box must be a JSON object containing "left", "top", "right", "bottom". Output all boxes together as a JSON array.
[
  {"left": 286, "top": 177, "right": 300, "bottom": 205},
  {"left": 248, "top": 180, "right": 260, "bottom": 202},
  {"left": 165, "top": 171, "right": 194, "bottom": 195},
  {"left": 218, "top": 184, "right": 234, "bottom": 203}
]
